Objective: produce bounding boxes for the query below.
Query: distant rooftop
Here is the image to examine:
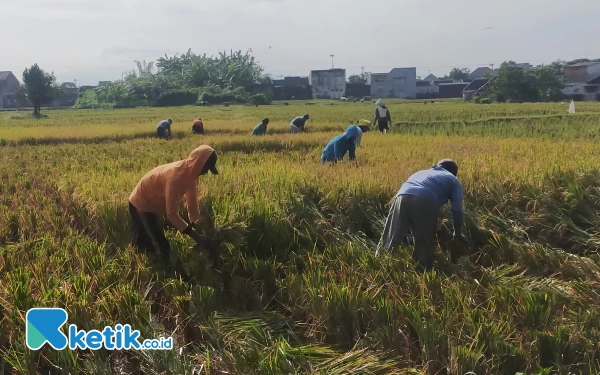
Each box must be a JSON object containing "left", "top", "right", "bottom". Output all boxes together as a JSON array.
[
  {"left": 311, "top": 68, "right": 346, "bottom": 73},
  {"left": 567, "top": 61, "right": 600, "bottom": 68},
  {"left": 0, "top": 71, "right": 14, "bottom": 81}
]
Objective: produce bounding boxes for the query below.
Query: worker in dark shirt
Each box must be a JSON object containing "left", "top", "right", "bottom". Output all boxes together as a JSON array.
[
  {"left": 290, "top": 114, "right": 309, "bottom": 133},
  {"left": 373, "top": 100, "right": 392, "bottom": 133},
  {"left": 377, "top": 159, "right": 466, "bottom": 271},
  {"left": 157, "top": 119, "right": 172, "bottom": 140}
]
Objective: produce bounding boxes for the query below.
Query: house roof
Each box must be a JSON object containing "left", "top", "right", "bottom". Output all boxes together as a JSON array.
[
  {"left": 311, "top": 68, "right": 345, "bottom": 74},
  {"left": 0, "top": 71, "right": 15, "bottom": 81},
  {"left": 468, "top": 67, "right": 492, "bottom": 80},
  {"left": 588, "top": 75, "right": 600, "bottom": 85},
  {"left": 567, "top": 61, "right": 600, "bottom": 68},
  {"left": 424, "top": 74, "right": 438, "bottom": 81},
  {"left": 463, "top": 77, "right": 493, "bottom": 92}
]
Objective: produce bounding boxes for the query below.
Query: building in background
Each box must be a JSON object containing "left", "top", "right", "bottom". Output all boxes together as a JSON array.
[
  {"left": 271, "top": 76, "right": 312, "bottom": 100},
  {"left": 508, "top": 62, "right": 533, "bottom": 72},
  {"left": 369, "top": 67, "right": 417, "bottom": 99},
  {"left": 416, "top": 80, "right": 439, "bottom": 98},
  {"left": 467, "top": 67, "right": 493, "bottom": 81},
  {"left": 0, "top": 71, "right": 20, "bottom": 109},
  {"left": 423, "top": 74, "right": 438, "bottom": 82},
  {"left": 561, "top": 62, "right": 600, "bottom": 101},
  {"left": 462, "top": 77, "right": 495, "bottom": 101},
  {"left": 438, "top": 82, "right": 469, "bottom": 98},
  {"left": 310, "top": 69, "right": 346, "bottom": 99}
]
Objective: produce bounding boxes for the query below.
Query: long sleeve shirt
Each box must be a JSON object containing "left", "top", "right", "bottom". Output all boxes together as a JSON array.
[
  {"left": 129, "top": 145, "right": 215, "bottom": 231},
  {"left": 291, "top": 117, "right": 306, "bottom": 130},
  {"left": 251, "top": 123, "right": 267, "bottom": 136},
  {"left": 397, "top": 166, "right": 464, "bottom": 230},
  {"left": 157, "top": 120, "right": 171, "bottom": 134},
  {"left": 321, "top": 126, "right": 362, "bottom": 163}
]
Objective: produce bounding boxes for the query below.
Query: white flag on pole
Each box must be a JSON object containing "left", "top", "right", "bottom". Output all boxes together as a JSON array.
[{"left": 568, "top": 100, "right": 576, "bottom": 114}]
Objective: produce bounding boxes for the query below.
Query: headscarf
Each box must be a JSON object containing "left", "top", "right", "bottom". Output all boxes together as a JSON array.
[{"left": 345, "top": 125, "right": 363, "bottom": 147}]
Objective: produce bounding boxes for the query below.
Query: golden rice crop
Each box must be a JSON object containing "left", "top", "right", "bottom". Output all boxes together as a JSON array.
[{"left": 1, "top": 101, "right": 600, "bottom": 374}]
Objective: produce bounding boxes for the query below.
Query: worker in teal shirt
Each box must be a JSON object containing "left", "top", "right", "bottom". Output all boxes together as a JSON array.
[
  {"left": 250, "top": 118, "right": 269, "bottom": 136},
  {"left": 377, "top": 159, "right": 466, "bottom": 271},
  {"left": 321, "top": 125, "right": 363, "bottom": 164}
]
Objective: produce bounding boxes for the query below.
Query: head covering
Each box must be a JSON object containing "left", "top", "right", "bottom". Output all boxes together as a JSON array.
[
  {"left": 345, "top": 125, "right": 363, "bottom": 146},
  {"left": 437, "top": 159, "right": 458, "bottom": 176},
  {"left": 262, "top": 118, "right": 269, "bottom": 125},
  {"left": 203, "top": 151, "right": 219, "bottom": 175},
  {"left": 183, "top": 145, "right": 219, "bottom": 175},
  {"left": 375, "top": 99, "right": 386, "bottom": 107},
  {"left": 167, "top": 118, "right": 173, "bottom": 124},
  {"left": 303, "top": 114, "right": 310, "bottom": 119}
]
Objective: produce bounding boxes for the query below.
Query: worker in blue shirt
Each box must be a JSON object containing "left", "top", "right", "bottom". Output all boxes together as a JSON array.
[
  {"left": 377, "top": 159, "right": 466, "bottom": 271},
  {"left": 157, "top": 119, "right": 172, "bottom": 140},
  {"left": 321, "top": 125, "right": 362, "bottom": 164},
  {"left": 251, "top": 118, "right": 269, "bottom": 136}
]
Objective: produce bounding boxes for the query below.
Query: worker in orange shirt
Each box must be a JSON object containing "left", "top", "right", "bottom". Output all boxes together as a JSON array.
[
  {"left": 128, "top": 145, "right": 219, "bottom": 268},
  {"left": 192, "top": 118, "right": 204, "bottom": 134}
]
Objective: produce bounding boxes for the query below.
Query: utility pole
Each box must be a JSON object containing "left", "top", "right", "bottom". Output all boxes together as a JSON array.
[
  {"left": 73, "top": 79, "right": 78, "bottom": 87},
  {"left": 330, "top": 54, "right": 335, "bottom": 69},
  {"left": 490, "top": 64, "right": 494, "bottom": 73}
]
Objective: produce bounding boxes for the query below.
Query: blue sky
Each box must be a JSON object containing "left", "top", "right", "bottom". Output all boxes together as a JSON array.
[{"left": 1, "top": 0, "right": 598, "bottom": 84}]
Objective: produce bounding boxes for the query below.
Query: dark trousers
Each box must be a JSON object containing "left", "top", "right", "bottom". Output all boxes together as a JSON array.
[
  {"left": 157, "top": 127, "right": 167, "bottom": 139},
  {"left": 378, "top": 120, "right": 389, "bottom": 133},
  {"left": 377, "top": 195, "right": 438, "bottom": 271},
  {"left": 129, "top": 202, "right": 171, "bottom": 263},
  {"left": 192, "top": 125, "right": 204, "bottom": 134}
]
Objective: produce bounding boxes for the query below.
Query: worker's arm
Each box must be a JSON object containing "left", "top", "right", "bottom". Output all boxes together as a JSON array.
[
  {"left": 387, "top": 110, "right": 392, "bottom": 124},
  {"left": 184, "top": 180, "right": 201, "bottom": 226},
  {"left": 450, "top": 181, "right": 464, "bottom": 235},
  {"left": 373, "top": 109, "right": 379, "bottom": 125},
  {"left": 165, "top": 180, "right": 190, "bottom": 232},
  {"left": 347, "top": 141, "right": 356, "bottom": 161},
  {"left": 332, "top": 141, "right": 341, "bottom": 163}
]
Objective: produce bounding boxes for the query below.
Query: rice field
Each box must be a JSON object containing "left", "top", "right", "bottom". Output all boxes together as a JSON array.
[{"left": 1, "top": 100, "right": 600, "bottom": 374}]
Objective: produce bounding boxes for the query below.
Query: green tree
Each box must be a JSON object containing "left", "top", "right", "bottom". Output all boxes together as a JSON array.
[
  {"left": 489, "top": 62, "right": 564, "bottom": 103},
  {"left": 532, "top": 66, "right": 564, "bottom": 101},
  {"left": 22, "top": 64, "right": 56, "bottom": 115},
  {"left": 347, "top": 72, "right": 370, "bottom": 84},
  {"left": 448, "top": 67, "right": 471, "bottom": 81}
]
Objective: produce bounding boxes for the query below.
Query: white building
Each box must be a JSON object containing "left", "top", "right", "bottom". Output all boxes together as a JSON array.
[{"left": 309, "top": 69, "right": 346, "bottom": 99}]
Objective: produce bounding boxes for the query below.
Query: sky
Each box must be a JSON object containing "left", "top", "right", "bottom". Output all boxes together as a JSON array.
[{"left": 1, "top": 0, "right": 599, "bottom": 85}]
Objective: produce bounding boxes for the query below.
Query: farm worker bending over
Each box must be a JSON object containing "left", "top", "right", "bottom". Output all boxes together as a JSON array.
[
  {"left": 290, "top": 114, "right": 309, "bottom": 134},
  {"left": 128, "top": 145, "right": 219, "bottom": 265},
  {"left": 321, "top": 125, "right": 362, "bottom": 164},
  {"left": 192, "top": 118, "right": 204, "bottom": 134},
  {"left": 377, "top": 159, "right": 465, "bottom": 271},
  {"left": 157, "top": 118, "right": 172, "bottom": 140},
  {"left": 251, "top": 118, "right": 269, "bottom": 136},
  {"left": 373, "top": 100, "right": 392, "bottom": 133}
]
